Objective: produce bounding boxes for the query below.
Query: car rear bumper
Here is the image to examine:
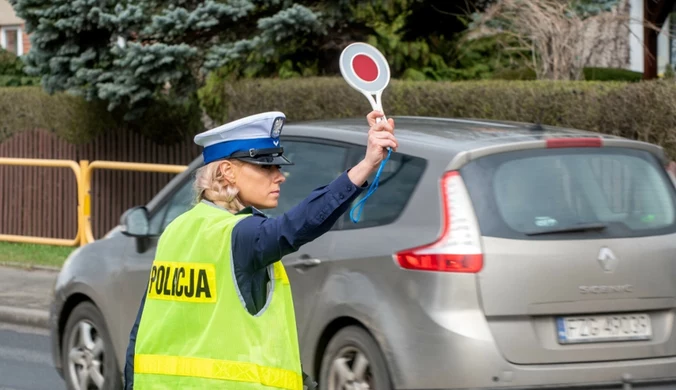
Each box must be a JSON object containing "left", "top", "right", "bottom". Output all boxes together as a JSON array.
[
  {"left": 392, "top": 316, "right": 676, "bottom": 389},
  {"left": 379, "top": 274, "right": 676, "bottom": 389},
  {"left": 401, "top": 378, "right": 676, "bottom": 390}
]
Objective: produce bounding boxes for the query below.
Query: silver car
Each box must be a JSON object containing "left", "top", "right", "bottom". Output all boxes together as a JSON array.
[{"left": 49, "top": 116, "right": 676, "bottom": 389}]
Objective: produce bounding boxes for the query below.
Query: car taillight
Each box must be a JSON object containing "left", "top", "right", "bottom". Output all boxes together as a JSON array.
[
  {"left": 546, "top": 137, "right": 602, "bottom": 148},
  {"left": 394, "top": 171, "right": 483, "bottom": 273}
]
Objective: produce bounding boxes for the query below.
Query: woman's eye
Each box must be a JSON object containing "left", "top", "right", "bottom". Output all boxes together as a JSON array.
[{"left": 260, "top": 165, "right": 282, "bottom": 172}]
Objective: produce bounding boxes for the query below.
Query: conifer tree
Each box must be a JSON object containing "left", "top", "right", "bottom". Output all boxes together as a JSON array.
[{"left": 9, "top": 0, "right": 346, "bottom": 118}]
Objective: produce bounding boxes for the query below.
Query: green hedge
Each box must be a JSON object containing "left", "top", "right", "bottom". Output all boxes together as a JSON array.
[
  {"left": 0, "top": 49, "right": 25, "bottom": 76},
  {"left": 209, "top": 78, "right": 615, "bottom": 126},
  {"left": 0, "top": 87, "right": 116, "bottom": 143},
  {"left": 201, "top": 77, "right": 676, "bottom": 159},
  {"left": 583, "top": 67, "right": 643, "bottom": 82},
  {"left": 0, "top": 87, "right": 203, "bottom": 144},
  {"left": 3, "top": 79, "right": 676, "bottom": 160},
  {"left": 491, "top": 67, "right": 643, "bottom": 82},
  {"left": 0, "top": 75, "right": 41, "bottom": 87},
  {"left": 0, "top": 49, "right": 40, "bottom": 87}
]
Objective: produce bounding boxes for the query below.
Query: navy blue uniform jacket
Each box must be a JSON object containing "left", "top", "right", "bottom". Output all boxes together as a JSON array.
[{"left": 123, "top": 171, "right": 366, "bottom": 388}]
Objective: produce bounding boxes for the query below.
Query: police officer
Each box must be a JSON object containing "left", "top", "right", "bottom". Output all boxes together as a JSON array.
[{"left": 124, "top": 110, "right": 397, "bottom": 389}]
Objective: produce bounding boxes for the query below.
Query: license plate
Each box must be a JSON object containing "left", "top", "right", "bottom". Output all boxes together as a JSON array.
[{"left": 556, "top": 313, "right": 652, "bottom": 344}]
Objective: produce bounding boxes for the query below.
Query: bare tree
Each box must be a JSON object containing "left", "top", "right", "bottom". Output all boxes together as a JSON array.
[{"left": 467, "top": 0, "right": 655, "bottom": 80}]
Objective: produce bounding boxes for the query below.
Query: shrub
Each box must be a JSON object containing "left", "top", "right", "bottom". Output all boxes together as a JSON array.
[
  {"left": 597, "top": 80, "right": 676, "bottom": 157},
  {"left": 583, "top": 67, "right": 643, "bottom": 82},
  {"left": 4, "top": 78, "right": 676, "bottom": 161},
  {"left": 201, "top": 77, "right": 674, "bottom": 159},
  {"left": 0, "top": 75, "right": 40, "bottom": 87},
  {"left": 0, "top": 87, "right": 203, "bottom": 144},
  {"left": 0, "top": 49, "right": 25, "bottom": 76},
  {"left": 206, "top": 77, "right": 622, "bottom": 129},
  {"left": 0, "top": 49, "right": 40, "bottom": 87},
  {"left": 0, "top": 87, "right": 116, "bottom": 143},
  {"left": 491, "top": 67, "right": 537, "bottom": 80},
  {"left": 492, "top": 67, "right": 643, "bottom": 82}
]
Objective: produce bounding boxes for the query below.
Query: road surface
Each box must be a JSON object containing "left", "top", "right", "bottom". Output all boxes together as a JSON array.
[{"left": 0, "top": 323, "right": 65, "bottom": 390}]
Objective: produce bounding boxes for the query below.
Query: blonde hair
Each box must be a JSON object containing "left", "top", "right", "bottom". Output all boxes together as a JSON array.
[{"left": 193, "top": 160, "right": 245, "bottom": 214}]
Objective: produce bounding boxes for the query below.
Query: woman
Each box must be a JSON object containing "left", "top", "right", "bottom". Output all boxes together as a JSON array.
[{"left": 124, "top": 110, "right": 397, "bottom": 389}]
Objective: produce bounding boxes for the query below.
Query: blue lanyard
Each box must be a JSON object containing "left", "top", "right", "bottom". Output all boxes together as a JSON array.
[{"left": 349, "top": 147, "right": 392, "bottom": 223}]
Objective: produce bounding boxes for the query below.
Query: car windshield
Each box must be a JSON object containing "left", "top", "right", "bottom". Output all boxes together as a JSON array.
[{"left": 461, "top": 147, "right": 676, "bottom": 240}]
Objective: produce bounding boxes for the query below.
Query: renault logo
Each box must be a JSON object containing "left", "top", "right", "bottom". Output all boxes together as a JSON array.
[{"left": 597, "top": 247, "right": 617, "bottom": 272}]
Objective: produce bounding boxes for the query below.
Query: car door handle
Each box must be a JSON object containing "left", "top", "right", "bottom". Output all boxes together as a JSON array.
[{"left": 289, "top": 255, "right": 322, "bottom": 269}]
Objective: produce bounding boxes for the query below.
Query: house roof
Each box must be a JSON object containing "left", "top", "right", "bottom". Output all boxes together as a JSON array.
[{"left": 0, "top": 0, "right": 23, "bottom": 26}]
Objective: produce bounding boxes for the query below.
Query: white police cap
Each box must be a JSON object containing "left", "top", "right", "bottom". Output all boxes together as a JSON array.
[{"left": 194, "top": 111, "right": 292, "bottom": 165}]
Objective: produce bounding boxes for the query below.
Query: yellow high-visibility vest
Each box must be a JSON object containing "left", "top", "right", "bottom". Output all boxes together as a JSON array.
[{"left": 133, "top": 202, "right": 303, "bottom": 389}]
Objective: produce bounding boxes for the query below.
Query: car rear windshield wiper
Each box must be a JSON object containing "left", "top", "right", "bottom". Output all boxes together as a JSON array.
[{"left": 525, "top": 222, "right": 607, "bottom": 236}]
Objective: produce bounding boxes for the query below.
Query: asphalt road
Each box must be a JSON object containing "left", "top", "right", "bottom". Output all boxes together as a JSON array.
[{"left": 0, "top": 323, "right": 65, "bottom": 390}]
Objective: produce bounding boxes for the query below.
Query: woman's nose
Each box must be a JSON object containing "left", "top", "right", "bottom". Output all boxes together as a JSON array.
[{"left": 274, "top": 168, "right": 286, "bottom": 183}]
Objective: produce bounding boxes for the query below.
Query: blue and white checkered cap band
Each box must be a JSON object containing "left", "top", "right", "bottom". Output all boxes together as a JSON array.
[{"left": 194, "top": 111, "right": 286, "bottom": 164}]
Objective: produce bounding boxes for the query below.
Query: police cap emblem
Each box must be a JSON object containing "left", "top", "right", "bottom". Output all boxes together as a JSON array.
[{"left": 271, "top": 117, "right": 284, "bottom": 139}]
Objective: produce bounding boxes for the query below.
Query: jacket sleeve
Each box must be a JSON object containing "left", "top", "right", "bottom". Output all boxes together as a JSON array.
[
  {"left": 124, "top": 288, "right": 147, "bottom": 389},
  {"left": 232, "top": 170, "right": 366, "bottom": 273}
]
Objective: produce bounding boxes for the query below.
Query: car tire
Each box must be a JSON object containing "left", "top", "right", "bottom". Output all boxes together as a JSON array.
[
  {"left": 61, "top": 301, "right": 122, "bottom": 390},
  {"left": 319, "top": 325, "right": 392, "bottom": 390}
]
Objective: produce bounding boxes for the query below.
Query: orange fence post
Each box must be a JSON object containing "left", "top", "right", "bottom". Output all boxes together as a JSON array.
[
  {"left": 80, "top": 161, "right": 188, "bottom": 245},
  {"left": 0, "top": 158, "right": 82, "bottom": 246},
  {"left": 0, "top": 158, "right": 187, "bottom": 247},
  {"left": 79, "top": 160, "right": 89, "bottom": 247}
]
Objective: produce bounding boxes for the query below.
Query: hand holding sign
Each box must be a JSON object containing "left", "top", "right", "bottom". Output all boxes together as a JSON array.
[
  {"left": 340, "top": 43, "right": 395, "bottom": 223},
  {"left": 365, "top": 110, "right": 397, "bottom": 166}
]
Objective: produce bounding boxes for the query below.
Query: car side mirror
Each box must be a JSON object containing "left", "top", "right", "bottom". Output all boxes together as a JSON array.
[{"left": 120, "top": 206, "right": 151, "bottom": 237}]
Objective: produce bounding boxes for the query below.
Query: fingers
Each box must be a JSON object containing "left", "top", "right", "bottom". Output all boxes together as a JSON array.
[
  {"left": 366, "top": 110, "right": 384, "bottom": 127},
  {"left": 366, "top": 110, "right": 397, "bottom": 154},
  {"left": 374, "top": 138, "right": 397, "bottom": 151},
  {"left": 370, "top": 117, "right": 394, "bottom": 134},
  {"left": 369, "top": 130, "right": 398, "bottom": 151}
]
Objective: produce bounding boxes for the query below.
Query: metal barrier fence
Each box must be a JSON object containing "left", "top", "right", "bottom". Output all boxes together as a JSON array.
[
  {"left": 0, "top": 158, "right": 85, "bottom": 246},
  {"left": 0, "top": 158, "right": 187, "bottom": 247},
  {"left": 81, "top": 161, "right": 187, "bottom": 244}
]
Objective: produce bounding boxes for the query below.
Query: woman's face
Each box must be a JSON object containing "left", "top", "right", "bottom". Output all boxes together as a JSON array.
[{"left": 224, "top": 161, "right": 286, "bottom": 210}]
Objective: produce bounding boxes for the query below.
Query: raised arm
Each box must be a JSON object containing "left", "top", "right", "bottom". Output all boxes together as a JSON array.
[{"left": 233, "top": 111, "right": 397, "bottom": 272}]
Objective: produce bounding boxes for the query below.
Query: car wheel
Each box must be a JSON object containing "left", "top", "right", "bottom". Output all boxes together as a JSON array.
[
  {"left": 62, "top": 301, "right": 122, "bottom": 390},
  {"left": 319, "top": 326, "right": 392, "bottom": 390}
]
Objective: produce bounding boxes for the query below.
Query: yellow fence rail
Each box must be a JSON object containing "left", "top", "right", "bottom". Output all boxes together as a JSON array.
[
  {"left": 0, "top": 158, "right": 188, "bottom": 247},
  {"left": 0, "top": 158, "right": 84, "bottom": 247},
  {"left": 81, "top": 161, "right": 188, "bottom": 244}
]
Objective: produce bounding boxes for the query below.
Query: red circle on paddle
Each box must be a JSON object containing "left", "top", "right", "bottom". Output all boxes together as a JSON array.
[{"left": 352, "top": 54, "right": 378, "bottom": 82}]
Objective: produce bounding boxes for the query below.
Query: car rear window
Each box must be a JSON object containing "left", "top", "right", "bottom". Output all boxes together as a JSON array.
[{"left": 460, "top": 147, "right": 676, "bottom": 240}]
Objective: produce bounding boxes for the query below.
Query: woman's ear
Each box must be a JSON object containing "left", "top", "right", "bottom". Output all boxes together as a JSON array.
[{"left": 218, "top": 160, "right": 238, "bottom": 185}]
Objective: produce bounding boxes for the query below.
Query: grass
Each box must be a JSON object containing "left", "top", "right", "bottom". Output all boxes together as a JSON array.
[{"left": 0, "top": 241, "right": 74, "bottom": 269}]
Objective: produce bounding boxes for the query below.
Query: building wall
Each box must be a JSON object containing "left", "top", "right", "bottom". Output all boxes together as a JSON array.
[
  {"left": 658, "top": 18, "right": 670, "bottom": 74},
  {"left": 629, "top": 0, "right": 645, "bottom": 73},
  {"left": 0, "top": 0, "right": 22, "bottom": 25},
  {"left": 0, "top": 24, "right": 29, "bottom": 56},
  {"left": 628, "top": 0, "right": 673, "bottom": 75},
  {"left": 0, "top": 0, "right": 30, "bottom": 55},
  {"left": 21, "top": 25, "right": 30, "bottom": 53}
]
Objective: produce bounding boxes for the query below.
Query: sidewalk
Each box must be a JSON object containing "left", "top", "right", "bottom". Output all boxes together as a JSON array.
[{"left": 0, "top": 265, "right": 57, "bottom": 328}]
